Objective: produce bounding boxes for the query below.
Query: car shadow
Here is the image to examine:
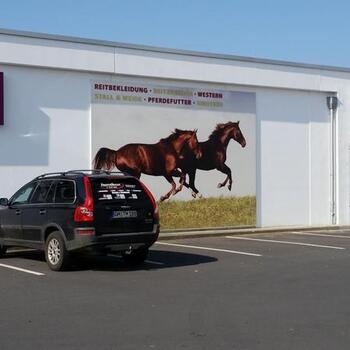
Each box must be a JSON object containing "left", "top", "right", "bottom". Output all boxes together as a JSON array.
[{"left": 4, "top": 248, "right": 218, "bottom": 272}]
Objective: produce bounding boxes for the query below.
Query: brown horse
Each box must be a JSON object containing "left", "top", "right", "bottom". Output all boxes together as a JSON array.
[
  {"left": 174, "top": 121, "right": 246, "bottom": 197},
  {"left": 93, "top": 129, "right": 201, "bottom": 201}
]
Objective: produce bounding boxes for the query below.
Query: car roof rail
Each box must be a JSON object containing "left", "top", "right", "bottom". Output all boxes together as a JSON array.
[
  {"left": 34, "top": 170, "right": 132, "bottom": 180},
  {"left": 65, "top": 169, "right": 131, "bottom": 176},
  {"left": 35, "top": 172, "right": 66, "bottom": 180}
]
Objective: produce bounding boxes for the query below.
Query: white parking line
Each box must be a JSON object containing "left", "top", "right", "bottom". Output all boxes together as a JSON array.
[
  {"left": 156, "top": 242, "right": 262, "bottom": 257},
  {"left": 108, "top": 254, "right": 164, "bottom": 266},
  {"left": 304, "top": 229, "right": 350, "bottom": 233},
  {"left": 291, "top": 231, "right": 350, "bottom": 239},
  {"left": 226, "top": 236, "right": 345, "bottom": 250},
  {"left": 0, "top": 263, "right": 45, "bottom": 276},
  {"left": 145, "top": 260, "right": 164, "bottom": 266}
]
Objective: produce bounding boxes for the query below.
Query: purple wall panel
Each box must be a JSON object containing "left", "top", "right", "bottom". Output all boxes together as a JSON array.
[{"left": 0, "top": 72, "right": 3, "bottom": 125}]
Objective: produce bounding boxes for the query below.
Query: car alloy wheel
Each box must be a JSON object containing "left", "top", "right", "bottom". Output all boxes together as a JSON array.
[
  {"left": 47, "top": 238, "right": 61, "bottom": 265},
  {"left": 45, "top": 231, "right": 70, "bottom": 271}
]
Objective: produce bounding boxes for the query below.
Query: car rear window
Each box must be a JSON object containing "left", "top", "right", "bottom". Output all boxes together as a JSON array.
[
  {"left": 54, "top": 180, "right": 75, "bottom": 203},
  {"left": 91, "top": 178, "right": 146, "bottom": 202}
]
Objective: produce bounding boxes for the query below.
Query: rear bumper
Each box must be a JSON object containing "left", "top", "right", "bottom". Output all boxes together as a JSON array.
[{"left": 66, "top": 224, "right": 160, "bottom": 252}]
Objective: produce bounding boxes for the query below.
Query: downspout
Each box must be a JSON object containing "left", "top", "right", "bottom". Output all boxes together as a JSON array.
[{"left": 327, "top": 96, "right": 338, "bottom": 225}]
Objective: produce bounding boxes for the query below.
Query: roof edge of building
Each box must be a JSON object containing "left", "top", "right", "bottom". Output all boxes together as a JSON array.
[{"left": 1, "top": 27, "right": 349, "bottom": 74}]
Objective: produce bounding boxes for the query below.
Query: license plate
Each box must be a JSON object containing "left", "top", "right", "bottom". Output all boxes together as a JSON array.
[{"left": 112, "top": 210, "right": 138, "bottom": 219}]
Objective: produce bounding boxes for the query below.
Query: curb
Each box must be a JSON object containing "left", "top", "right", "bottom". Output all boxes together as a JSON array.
[{"left": 158, "top": 225, "right": 350, "bottom": 241}]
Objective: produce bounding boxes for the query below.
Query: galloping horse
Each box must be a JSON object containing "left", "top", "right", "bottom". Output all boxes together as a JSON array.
[
  {"left": 93, "top": 129, "right": 201, "bottom": 201},
  {"left": 174, "top": 121, "right": 246, "bottom": 197}
]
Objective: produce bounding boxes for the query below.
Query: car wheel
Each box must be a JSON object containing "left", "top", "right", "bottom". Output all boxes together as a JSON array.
[
  {"left": 122, "top": 247, "right": 149, "bottom": 266},
  {"left": 0, "top": 244, "right": 7, "bottom": 258},
  {"left": 45, "top": 231, "right": 70, "bottom": 271}
]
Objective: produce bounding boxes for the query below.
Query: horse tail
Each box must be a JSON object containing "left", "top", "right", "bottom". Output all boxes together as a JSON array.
[{"left": 93, "top": 147, "right": 117, "bottom": 171}]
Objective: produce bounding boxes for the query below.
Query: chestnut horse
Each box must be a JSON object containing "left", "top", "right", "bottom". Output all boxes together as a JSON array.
[
  {"left": 93, "top": 129, "right": 201, "bottom": 201},
  {"left": 174, "top": 121, "right": 246, "bottom": 197}
]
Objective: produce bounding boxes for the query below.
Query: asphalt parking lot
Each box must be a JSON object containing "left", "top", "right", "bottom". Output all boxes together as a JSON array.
[{"left": 1, "top": 229, "right": 350, "bottom": 350}]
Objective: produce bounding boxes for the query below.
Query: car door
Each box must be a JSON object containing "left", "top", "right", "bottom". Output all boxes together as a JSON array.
[
  {"left": 1, "top": 182, "right": 37, "bottom": 243},
  {"left": 49, "top": 180, "right": 76, "bottom": 240},
  {"left": 21, "top": 180, "right": 54, "bottom": 243}
]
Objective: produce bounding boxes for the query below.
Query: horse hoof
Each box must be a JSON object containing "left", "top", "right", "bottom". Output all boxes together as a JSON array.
[
  {"left": 228, "top": 186, "right": 232, "bottom": 191},
  {"left": 191, "top": 192, "right": 197, "bottom": 198},
  {"left": 217, "top": 183, "right": 223, "bottom": 188},
  {"left": 197, "top": 193, "right": 203, "bottom": 199},
  {"left": 160, "top": 196, "right": 166, "bottom": 202}
]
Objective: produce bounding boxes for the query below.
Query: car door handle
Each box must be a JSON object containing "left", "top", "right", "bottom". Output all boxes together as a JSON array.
[
  {"left": 39, "top": 209, "right": 46, "bottom": 215},
  {"left": 15, "top": 209, "right": 21, "bottom": 215}
]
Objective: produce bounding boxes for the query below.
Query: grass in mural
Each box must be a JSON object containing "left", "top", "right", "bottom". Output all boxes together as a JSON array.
[{"left": 158, "top": 196, "right": 256, "bottom": 230}]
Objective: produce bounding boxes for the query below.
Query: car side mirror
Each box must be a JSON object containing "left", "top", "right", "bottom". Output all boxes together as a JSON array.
[{"left": 0, "top": 198, "right": 9, "bottom": 206}]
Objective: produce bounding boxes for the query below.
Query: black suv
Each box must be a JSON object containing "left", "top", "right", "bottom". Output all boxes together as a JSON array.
[{"left": 0, "top": 170, "right": 159, "bottom": 271}]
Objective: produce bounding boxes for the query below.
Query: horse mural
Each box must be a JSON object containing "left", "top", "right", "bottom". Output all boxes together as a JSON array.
[
  {"left": 173, "top": 121, "right": 246, "bottom": 197},
  {"left": 93, "top": 129, "right": 201, "bottom": 201}
]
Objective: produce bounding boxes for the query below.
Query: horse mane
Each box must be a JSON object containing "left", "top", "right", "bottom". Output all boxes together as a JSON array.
[
  {"left": 160, "top": 129, "right": 186, "bottom": 143},
  {"left": 208, "top": 123, "right": 232, "bottom": 140}
]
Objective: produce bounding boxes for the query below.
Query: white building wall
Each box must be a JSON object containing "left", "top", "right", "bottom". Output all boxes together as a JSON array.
[
  {"left": 256, "top": 89, "right": 331, "bottom": 226},
  {"left": 0, "top": 65, "right": 92, "bottom": 197},
  {"left": 0, "top": 30, "right": 349, "bottom": 228},
  {"left": 0, "top": 34, "right": 115, "bottom": 73},
  {"left": 115, "top": 49, "right": 324, "bottom": 91}
]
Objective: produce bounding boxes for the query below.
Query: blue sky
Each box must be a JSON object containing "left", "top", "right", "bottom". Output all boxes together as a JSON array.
[{"left": 0, "top": 0, "right": 349, "bottom": 67}]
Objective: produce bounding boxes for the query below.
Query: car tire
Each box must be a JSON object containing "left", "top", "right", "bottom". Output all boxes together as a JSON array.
[
  {"left": 122, "top": 247, "right": 149, "bottom": 266},
  {"left": 45, "top": 231, "right": 70, "bottom": 271},
  {"left": 0, "top": 244, "right": 7, "bottom": 258}
]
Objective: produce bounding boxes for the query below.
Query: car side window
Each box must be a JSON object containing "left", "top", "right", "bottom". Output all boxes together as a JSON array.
[
  {"left": 45, "top": 182, "right": 56, "bottom": 203},
  {"left": 30, "top": 180, "right": 54, "bottom": 204},
  {"left": 54, "top": 180, "right": 75, "bottom": 204},
  {"left": 11, "top": 183, "right": 37, "bottom": 205}
]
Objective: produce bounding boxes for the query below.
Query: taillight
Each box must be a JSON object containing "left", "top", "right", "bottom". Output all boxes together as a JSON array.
[
  {"left": 74, "top": 176, "right": 94, "bottom": 222},
  {"left": 139, "top": 180, "right": 159, "bottom": 221}
]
